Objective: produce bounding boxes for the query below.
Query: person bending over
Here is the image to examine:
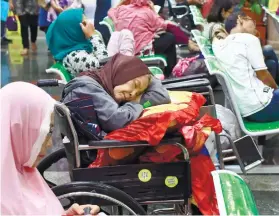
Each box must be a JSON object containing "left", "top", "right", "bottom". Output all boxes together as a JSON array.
[{"left": 1, "top": 82, "right": 100, "bottom": 215}]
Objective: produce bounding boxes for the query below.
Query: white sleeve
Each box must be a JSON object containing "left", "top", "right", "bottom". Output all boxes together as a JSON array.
[{"left": 245, "top": 34, "right": 267, "bottom": 71}]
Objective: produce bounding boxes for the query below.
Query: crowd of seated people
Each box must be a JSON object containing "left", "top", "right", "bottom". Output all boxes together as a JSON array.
[{"left": 44, "top": 0, "right": 278, "bottom": 123}]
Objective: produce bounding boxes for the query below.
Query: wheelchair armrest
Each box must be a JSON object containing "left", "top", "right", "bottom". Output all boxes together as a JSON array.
[
  {"left": 37, "top": 148, "right": 66, "bottom": 175},
  {"left": 85, "top": 136, "right": 183, "bottom": 148},
  {"left": 162, "top": 73, "right": 208, "bottom": 84},
  {"left": 163, "top": 78, "right": 211, "bottom": 93}
]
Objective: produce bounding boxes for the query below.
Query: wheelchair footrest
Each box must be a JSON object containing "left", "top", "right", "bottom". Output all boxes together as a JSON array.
[{"left": 72, "top": 161, "right": 191, "bottom": 203}]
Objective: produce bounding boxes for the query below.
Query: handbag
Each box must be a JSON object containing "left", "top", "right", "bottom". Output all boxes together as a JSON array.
[
  {"left": 1, "top": 0, "right": 9, "bottom": 22},
  {"left": 6, "top": 11, "right": 18, "bottom": 31}
]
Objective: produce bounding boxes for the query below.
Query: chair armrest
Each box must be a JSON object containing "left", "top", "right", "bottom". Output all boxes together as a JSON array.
[
  {"left": 172, "top": 5, "right": 190, "bottom": 17},
  {"left": 163, "top": 78, "right": 211, "bottom": 93},
  {"left": 162, "top": 73, "right": 208, "bottom": 84}
]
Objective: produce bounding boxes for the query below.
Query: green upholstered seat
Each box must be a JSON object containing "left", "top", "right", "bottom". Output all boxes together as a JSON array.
[
  {"left": 149, "top": 67, "right": 165, "bottom": 80},
  {"left": 140, "top": 54, "right": 167, "bottom": 66},
  {"left": 46, "top": 62, "right": 73, "bottom": 83},
  {"left": 243, "top": 120, "right": 279, "bottom": 132},
  {"left": 99, "top": 16, "right": 115, "bottom": 33},
  {"left": 212, "top": 170, "right": 259, "bottom": 216}
]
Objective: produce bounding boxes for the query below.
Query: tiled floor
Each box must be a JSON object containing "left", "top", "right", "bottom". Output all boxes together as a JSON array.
[{"left": 2, "top": 34, "right": 279, "bottom": 215}]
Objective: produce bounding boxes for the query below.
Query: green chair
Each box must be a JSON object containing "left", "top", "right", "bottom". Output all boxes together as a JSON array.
[
  {"left": 99, "top": 16, "right": 115, "bottom": 34},
  {"left": 205, "top": 57, "right": 279, "bottom": 137},
  {"left": 46, "top": 62, "right": 165, "bottom": 83},
  {"left": 212, "top": 170, "right": 259, "bottom": 215},
  {"left": 45, "top": 62, "right": 73, "bottom": 83}
]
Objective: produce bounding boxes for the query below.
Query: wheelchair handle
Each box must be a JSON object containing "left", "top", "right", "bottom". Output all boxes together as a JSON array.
[
  {"left": 83, "top": 207, "right": 92, "bottom": 215},
  {"left": 37, "top": 79, "right": 63, "bottom": 87}
]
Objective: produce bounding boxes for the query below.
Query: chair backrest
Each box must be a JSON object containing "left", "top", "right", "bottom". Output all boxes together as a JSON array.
[
  {"left": 54, "top": 103, "right": 81, "bottom": 169},
  {"left": 204, "top": 58, "right": 250, "bottom": 134},
  {"left": 212, "top": 170, "right": 259, "bottom": 215},
  {"left": 99, "top": 16, "right": 115, "bottom": 34},
  {"left": 46, "top": 62, "right": 73, "bottom": 83}
]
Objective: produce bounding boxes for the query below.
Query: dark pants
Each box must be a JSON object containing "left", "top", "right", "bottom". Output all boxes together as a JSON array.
[
  {"left": 263, "top": 45, "right": 279, "bottom": 83},
  {"left": 18, "top": 14, "right": 38, "bottom": 49},
  {"left": 153, "top": 32, "right": 177, "bottom": 77},
  {"left": 1, "top": 21, "right": 6, "bottom": 38},
  {"left": 246, "top": 89, "right": 279, "bottom": 122}
]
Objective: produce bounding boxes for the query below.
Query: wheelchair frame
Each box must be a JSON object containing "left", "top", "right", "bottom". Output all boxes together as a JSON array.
[{"left": 38, "top": 77, "right": 227, "bottom": 214}]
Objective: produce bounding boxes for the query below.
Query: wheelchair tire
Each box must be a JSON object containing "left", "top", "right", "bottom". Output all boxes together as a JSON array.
[
  {"left": 52, "top": 181, "right": 147, "bottom": 215},
  {"left": 37, "top": 147, "right": 67, "bottom": 187}
]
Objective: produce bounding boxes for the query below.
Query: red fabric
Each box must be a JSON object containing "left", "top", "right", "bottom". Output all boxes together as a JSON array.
[
  {"left": 166, "top": 23, "right": 189, "bottom": 44},
  {"left": 89, "top": 92, "right": 205, "bottom": 168},
  {"left": 191, "top": 155, "right": 219, "bottom": 215},
  {"left": 201, "top": 0, "right": 214, "bottom": 18},
  {"left": 104, "top": 92, "right": 205, "bottom": 145},
  {"left": 181, "top": 114, "right": 222, "bottom": 154},
  {"left": 87, "top": 92, "right": 221, "bottom": 215}
]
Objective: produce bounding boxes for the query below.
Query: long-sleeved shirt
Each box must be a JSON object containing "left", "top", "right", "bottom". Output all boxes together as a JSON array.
[
  {"left": 62, "top": 34, "right": 108, "bottom": 77},
  {"left": 62, "top": 75, "right": 170, "bottom": 132}
]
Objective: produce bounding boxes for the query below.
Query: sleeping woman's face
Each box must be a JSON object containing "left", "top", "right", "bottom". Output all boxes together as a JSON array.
[
  {"left": 113, "top": 74, "right": 151, "bottom": 103},
  {"left": 32, "top": 113, "right": 54, "bottom": 168}
]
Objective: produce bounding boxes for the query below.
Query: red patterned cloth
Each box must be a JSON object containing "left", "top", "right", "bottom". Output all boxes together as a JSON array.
[{"left": 88, "top": 92, "right": 221, "bottom": 215}]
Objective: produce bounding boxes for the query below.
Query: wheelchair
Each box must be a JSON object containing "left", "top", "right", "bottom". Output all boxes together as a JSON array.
[{"left": 37, "top": 77, "right": 220, "bottom": 215}]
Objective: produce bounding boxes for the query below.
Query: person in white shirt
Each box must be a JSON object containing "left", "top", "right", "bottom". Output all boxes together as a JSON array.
[{"left": 211, "top": 12, "right": 279, "bottom": 122}]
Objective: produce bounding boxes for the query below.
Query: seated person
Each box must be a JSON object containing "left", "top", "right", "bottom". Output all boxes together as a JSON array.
[
  {"left": 211, "top": 18, "right": 279, "bottom": 122},
  {"left": 108, "top": 0, "right": 177, "bottom": 78},
  {"left": 202, "top": 0, "right": 234, "bottom": 38},
  {"left": 1, "top": 81, "right": 99, "bottom": 215},
  {"left": 188, "top": 0, "right": 234, "bottom": 52},
  {"left": 62, "top": 53, "right": 171, "bottom": 132},
  {"left": 46, "top": 8, "right": 108, "bottom": 76},
  {"left": 224, "top": 11, "right": 279, "bottom": 83}
]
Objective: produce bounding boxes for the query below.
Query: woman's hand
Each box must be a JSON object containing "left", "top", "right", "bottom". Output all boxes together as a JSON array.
[
  {"left": 65, "top": 203, "right": 100, "bottom": 215},
  {"left": 80, "top": 20, "right": 96, "bottom": 39}
]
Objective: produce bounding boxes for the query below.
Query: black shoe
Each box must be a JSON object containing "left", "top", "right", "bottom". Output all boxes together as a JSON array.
[{"left": 2, "top": 37, "right": 13, "bottom": 44}]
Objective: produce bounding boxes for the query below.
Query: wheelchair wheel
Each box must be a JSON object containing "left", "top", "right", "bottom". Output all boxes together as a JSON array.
[
  {"left": 37, "top": 147, "right": 67, "bottom": 187},
  {"left": 52, "top": 181, "right": 147, "bottom": 215}
]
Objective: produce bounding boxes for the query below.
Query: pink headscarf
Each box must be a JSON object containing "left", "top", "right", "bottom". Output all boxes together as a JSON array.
[
  {"left": 0, "top": 82, "right": 64, "bottom": 215},
  {"left": 108, "top": 0, "right": 167, "bottom": 54}
]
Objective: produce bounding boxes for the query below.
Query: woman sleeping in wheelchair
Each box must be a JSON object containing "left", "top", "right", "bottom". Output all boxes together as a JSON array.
[
  {"left": 62, "top": 53, "right": 171, "bottom": 134},
  {"left": 0, "top": 82, "right": 100, "bottom": 215},
  {"left": 46, "top": 8, "right": 108, "bottom": 77}
]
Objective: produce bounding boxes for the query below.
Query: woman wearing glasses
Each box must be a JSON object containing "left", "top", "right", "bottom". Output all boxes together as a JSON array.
[
  {"left": 211, "top": 12, "right": 279, "bottom": 123},
  {"left": 0, "top": 82, "right": 100, "bottom": 215}
]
